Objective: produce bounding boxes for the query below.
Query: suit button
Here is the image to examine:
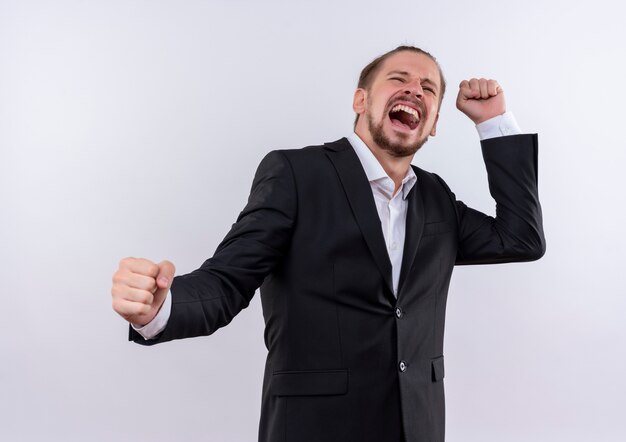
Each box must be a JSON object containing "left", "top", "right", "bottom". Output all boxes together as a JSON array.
[
  {"left": 399, "top": 360, "right": 407, "bottom": 372},
  {"left": 395, "top": 307, "right": 403, "bottom": 318}
]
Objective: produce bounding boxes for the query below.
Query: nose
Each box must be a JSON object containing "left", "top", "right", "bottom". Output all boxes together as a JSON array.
[{"left": 404, "top": 79, "right": 423, "bottom": 98}]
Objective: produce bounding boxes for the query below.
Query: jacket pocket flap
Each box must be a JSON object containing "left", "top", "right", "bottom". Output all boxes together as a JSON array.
[
  {"left": 272, "top": 369, "right": 348, "bottom": 396},
  {"left": 431, "top": 356, "right": 445, "bottom": 382},
  {"left": 423, "top": 221, "right": 453, "bottom": 236}
]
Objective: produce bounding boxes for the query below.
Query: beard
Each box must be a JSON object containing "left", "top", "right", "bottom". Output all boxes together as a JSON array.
[{"left": 366, "top": 110, "right": 429, "bottom": 158}]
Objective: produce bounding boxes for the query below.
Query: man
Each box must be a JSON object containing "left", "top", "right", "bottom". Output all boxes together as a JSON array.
[{"left": 111, "top": 46, "right": 545, "bottom": 442}]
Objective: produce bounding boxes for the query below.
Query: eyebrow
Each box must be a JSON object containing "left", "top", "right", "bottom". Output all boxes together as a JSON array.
[
  {"left": 386, "top": 71, "right": 439, "bottom": 91},
  {"left": 387, "top": 70, "right": 410, "bottom": 77}
]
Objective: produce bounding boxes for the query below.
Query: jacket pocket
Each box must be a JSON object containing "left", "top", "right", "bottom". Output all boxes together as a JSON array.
[
  {"left": 431, "top": 355, "right": 445, "bottom": 382},
  {"left": 271, "top": 369, "right": 348, "bottom": 396},
  {"left": 423, "top": 221, "right": 453, "bottom": 236}
]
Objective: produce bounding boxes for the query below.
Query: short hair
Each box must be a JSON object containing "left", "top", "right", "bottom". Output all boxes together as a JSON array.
[{"left": 354, "top": 45, "right": 446, "bottom": 128}]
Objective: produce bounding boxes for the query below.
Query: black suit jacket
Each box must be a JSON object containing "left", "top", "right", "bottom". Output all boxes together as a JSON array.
[{"left": 130, "top": 134, "right": 545, "bottom": 442}]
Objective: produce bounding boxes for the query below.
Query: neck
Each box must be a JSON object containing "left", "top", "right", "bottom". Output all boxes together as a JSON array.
[{"left": 354, "top": 127, "right": 414, "bottom": 194}]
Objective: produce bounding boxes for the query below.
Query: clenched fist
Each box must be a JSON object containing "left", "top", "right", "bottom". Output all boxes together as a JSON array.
[
  {"left": 456, "top": 78, "right": 506, "bottom": 125},
  {"left": 111, "top": 257, "right": 175, "bottom": 327}
]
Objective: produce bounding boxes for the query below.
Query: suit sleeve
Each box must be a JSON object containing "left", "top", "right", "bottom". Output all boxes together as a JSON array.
[
  {"left": 129, "top": 150, "right": 297, "bottom": 345},
  {"left": 437, "top": 134, "right": 546, "bottom": 265}
]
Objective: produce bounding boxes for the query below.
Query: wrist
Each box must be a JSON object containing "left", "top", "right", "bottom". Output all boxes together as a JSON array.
[
  {"left": 475, "top": 111, "right": 522, "bottom": 140},
  {"left": 472, "top": 110, "right": 505, "bottom": 125}
]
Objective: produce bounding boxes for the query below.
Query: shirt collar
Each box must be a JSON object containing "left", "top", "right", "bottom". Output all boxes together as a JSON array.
[{"left": 347, "top": 132, "right": 417, "bottom": 200}]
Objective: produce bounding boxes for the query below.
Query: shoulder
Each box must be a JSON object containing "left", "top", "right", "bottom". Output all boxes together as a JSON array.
[
  {"left": 277, "top": 137, "right": 351, "bottom": 158},
  {"left": 252, "top": 138, "right": 350, "bottom": 184},
  {"left": 265, "top": 138, "right": 351, "bottom": 170},
  {"left": 410, "top": 164, "right": 454, "bottom": 196}
]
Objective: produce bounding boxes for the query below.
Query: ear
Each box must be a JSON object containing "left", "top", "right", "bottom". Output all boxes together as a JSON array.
[
  {"left": 429, "top": 112, "right": 439, "bottom": 136},
  {"left": 353, "top": 88, "right": 367, "bottom": 116}
]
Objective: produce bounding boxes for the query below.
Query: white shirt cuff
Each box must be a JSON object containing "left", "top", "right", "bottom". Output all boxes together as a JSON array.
[
  {"left": 476, "top": 111, "right": 522, "bottom": 140},
  {"left": 131, "top": 290, "right": 172, "bottom": 340}
]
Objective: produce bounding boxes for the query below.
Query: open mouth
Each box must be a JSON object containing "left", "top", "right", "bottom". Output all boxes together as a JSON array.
[{"left": 388, "top": 104, "right": 420, "bottom": 131}]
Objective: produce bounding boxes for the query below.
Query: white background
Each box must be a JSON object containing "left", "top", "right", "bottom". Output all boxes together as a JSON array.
[{"left": 1, "top": 0, "right": 625, "bottom": 440}]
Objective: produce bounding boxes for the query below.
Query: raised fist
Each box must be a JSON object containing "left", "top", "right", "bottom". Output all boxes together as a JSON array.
[{"left": 456, "top": 78, "right": 506, "bottom": 125}]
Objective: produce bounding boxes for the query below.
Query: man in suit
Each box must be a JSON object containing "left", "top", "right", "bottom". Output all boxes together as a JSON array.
[{"left": 111, "top": 46, "right": 545, "bottom": 442}]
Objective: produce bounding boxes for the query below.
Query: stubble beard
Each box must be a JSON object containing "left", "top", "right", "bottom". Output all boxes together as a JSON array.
[{"left": 367, "top": 111, "right": 428, "bottom": 158}]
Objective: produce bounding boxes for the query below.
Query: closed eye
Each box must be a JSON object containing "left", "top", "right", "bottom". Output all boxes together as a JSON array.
[{"left": 421, "top": 81, "right": 438, "bottom": 95}]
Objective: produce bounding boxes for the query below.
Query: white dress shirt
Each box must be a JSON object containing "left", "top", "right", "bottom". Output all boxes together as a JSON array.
[
  {"left": 347, "top": 131, "right": 416, "bottom": 297},
  {"left": 133, "top": 112, "right": 522, "bottom": 339}
]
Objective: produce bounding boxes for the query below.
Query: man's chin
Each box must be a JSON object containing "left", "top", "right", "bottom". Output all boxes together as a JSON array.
[
  {"left": 367, "top": 115, "right": 427, "bottom": 157},
  {"left": 375, "top": 132, "right": 427, "bottom": 157},
  {"left": 387, "top": 143, "right": 423, "bottom": 157}
]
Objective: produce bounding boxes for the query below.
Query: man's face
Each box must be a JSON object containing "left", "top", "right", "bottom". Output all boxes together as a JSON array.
[{"left": 354, "top": 51, "right": 441, "bottom": 157}]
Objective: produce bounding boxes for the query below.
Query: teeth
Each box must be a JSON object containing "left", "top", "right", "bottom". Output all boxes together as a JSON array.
[{"left": 391, "top": 104, "right": 419, "bottom": 120}]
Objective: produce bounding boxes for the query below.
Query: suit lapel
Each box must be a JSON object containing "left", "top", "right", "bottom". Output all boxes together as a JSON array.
[
  {"left": 325, "top": 138, "right": 394, "bottom": 296},
  {"left": 397, "top": 165, "right": 425, "bottom": 296}
]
